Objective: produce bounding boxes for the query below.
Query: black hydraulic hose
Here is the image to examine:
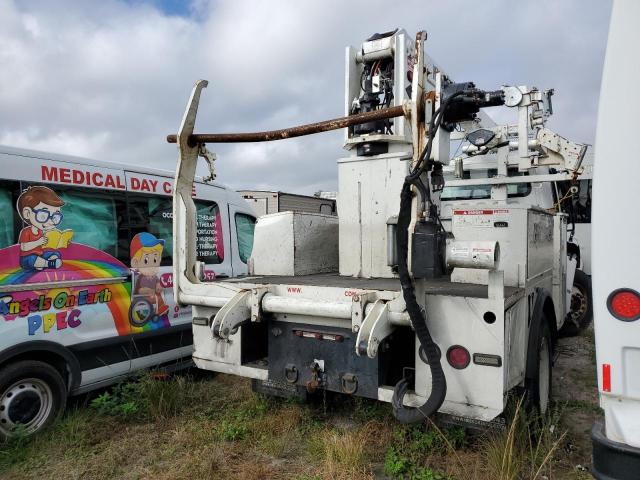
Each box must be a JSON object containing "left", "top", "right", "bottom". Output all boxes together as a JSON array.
[
  {"left": 392, "top": 181, "right": 447, "bottom": 423},
  {"left": 390, "top": 89, "right": 473, "bottom": 423}
]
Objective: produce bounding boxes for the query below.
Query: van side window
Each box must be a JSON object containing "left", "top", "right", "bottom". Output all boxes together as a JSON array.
[
  {"left": 235, "top": 213, "right": 256, "bottom": 264},
  {"left": 56, "top": 189, "right": 121, "bottom": 258},
  {"left": 147, "top": 197, "right": 174, "bottom": 266},
  {"left": 0, "top": 181, "right": 19, "bottom": 248},
  {"left": 126, "top": 195, "right": 173, "bottom": 267},
  {"left": 126, "top": 196, "right": 223, "bottom": 266},
  {"left": 195, "top": 200, "right": 224, "bottom": 264}
]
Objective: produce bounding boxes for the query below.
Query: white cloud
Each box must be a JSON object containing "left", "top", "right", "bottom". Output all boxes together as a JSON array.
[{"left": 0, "top": 0, "right": 611, "bottom": 194}]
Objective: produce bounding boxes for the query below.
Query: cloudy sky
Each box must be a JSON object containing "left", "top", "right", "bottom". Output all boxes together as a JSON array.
[{"left": 1, "top": 0, "right": 611, "bottom": 194}]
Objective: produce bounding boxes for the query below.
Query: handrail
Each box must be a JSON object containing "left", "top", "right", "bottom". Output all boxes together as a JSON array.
[{"left": 166, "top": 104, "right": 408, "bottom": 145}]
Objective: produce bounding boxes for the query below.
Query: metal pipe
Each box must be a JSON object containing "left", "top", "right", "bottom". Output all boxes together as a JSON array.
[
  {"left": 181, "top": 292, "right": 411, "bottom": 325},
  {"left": 166, "top": 104, "right": 408, "bottom": 145},
  {"left": 262, "top": 294, "right": 352, "bottom": 319},
  {"left": 386, "top": 219, "right": 398, "bottom": 267},
  {"left": 179, "top": 293, "right": 229, "bottom": 308},
  {"left": 363, "top": 303, "right": 411, "bottom": 326},
  {"left": 355, "top": 47, "right": 394, "bottom": 63}
]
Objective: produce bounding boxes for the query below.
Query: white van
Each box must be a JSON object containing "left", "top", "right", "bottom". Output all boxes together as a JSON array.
[{"left": 0, "top": 145, "right": 256, "bottom": 437}]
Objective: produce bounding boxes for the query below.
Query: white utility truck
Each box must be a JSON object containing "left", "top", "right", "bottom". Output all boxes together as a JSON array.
[
  {"left": 590, "top": 0, "right": 640, "bottom": 477},
  {"left": 168, "top": 29, "right": 587, "bottom": 426}
]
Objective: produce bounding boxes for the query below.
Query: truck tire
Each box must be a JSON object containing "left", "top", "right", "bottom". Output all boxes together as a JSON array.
[
  {"left": 525, "top": 320, "right": 552, "bottom": 417},
  {"left": 560, "top": 269, "right": 593, "bottom": 337},
  {"left": 0, "top": 360, "right": 67, "bottom": 439}
]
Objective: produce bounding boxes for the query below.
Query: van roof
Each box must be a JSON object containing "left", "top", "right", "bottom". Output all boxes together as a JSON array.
[{"left": 0, "top": 144, "right": 227, "bottom": 188}]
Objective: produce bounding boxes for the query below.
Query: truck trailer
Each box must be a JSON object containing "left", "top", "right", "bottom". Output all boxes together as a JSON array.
[{"left": 239, "top": 190, "right": 336, "bottom": 217}]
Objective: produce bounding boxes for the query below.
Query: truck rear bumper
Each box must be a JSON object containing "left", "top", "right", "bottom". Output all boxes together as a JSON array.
[{"left": 592, "top": 420, "right": 640, "bottom": 480}]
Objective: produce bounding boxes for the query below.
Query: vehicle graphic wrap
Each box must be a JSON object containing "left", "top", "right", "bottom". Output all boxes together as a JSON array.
[
  {"left": 128, "top": 232, "right": 171, "bottom": 330},
  {"left": 0, "top": 185, "right": 175, "bottom": 338}
]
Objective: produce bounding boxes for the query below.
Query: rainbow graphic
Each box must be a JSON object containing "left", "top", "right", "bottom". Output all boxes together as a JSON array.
[{"left": 0, "top": 243, "right": 168, "bottom": 336}]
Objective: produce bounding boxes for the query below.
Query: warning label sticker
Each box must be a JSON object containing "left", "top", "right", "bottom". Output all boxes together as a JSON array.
[
  {"left": 453, "top": 209, "right": 510, "bottom": 228},
  {"left": 453, "top": 209, "right": 509, "bottom": 215}
]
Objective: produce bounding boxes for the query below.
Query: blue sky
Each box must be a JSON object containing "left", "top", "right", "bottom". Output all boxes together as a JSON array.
[
  {"left": 0, "top": 0, "right": 612, "bottom": 193},
  {"left": 127, "top": 0, "right": 192, "bottom": 16}
]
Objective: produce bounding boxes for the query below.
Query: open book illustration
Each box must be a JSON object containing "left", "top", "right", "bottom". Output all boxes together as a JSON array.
[{"left": 44, "top": 229, "right": 74, "bottom": 249}]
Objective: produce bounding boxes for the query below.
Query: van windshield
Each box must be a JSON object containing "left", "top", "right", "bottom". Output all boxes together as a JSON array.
[{"left": 441, "top": 168, "right": 531, "bottom": 200}]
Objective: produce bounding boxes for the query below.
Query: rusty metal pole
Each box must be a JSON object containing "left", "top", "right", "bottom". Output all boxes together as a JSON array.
[{"left": 166, "top": 104, "right": 409, "bottom": 145}]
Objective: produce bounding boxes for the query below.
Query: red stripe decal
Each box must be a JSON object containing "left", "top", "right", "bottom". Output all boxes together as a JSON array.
[{"left": 603, "top": 364, "right": 611, "bottom": 392}]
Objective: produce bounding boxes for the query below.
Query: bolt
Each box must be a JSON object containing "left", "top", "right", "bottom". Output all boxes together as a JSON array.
[{"left": 353, "top": 325, "right": 360, "bottom": 333}]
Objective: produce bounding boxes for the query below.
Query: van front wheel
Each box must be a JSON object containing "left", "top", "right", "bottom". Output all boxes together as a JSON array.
[{"left": 0, "top": 360, "right": 67, "bottom": 439}]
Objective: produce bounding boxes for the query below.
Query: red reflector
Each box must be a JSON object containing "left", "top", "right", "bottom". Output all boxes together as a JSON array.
[
  {"left": 446, "top": 345, "right": 471, "bottom": 369},
  {"left": 603, "top": 364, "right": 611, "bottom": 392},
  {"left": 607, "top": 289, "right": 640, "bottom": 321}
]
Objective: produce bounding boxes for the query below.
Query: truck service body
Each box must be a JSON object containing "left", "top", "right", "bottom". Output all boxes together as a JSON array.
[{"left": 170, "top": 29, "right": 587, "bottom": 427}]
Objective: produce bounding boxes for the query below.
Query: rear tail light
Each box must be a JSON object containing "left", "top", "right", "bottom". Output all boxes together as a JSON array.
[
  {"left": 607, "top": 288, "right": 640, "bottom": 321},
  {"left": 446, "top": 345, "right": 471, "bottom": 369}
]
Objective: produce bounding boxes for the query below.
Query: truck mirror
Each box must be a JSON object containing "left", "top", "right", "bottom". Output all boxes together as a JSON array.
[{"left": 466, "top": 128, "right": 495, "bottom": 148}]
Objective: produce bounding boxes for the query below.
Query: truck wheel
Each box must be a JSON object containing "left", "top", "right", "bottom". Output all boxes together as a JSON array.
[
  {"left": 560, "top": 269, "right": 593, "bottom": 337},
  {"left": 0, "top": 360, "right": 67, "bottom": 439},
  {"left": 525, "top": 320, "right": 552, "bottom": 417}
]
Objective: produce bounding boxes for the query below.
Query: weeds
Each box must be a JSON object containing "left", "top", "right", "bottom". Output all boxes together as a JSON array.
[
  {"left": 90, "top": 372, "right": 192, "bottom": 420},
  {"left": 141, "top": 374, "right": 190, "bottom": 420},
  {"left": 90, "top": 381, "right": 142, "bottom": 419},
  {"left": 382, "top": 423, "right": 462, "bottom": 479},
  {"left": 482, "top": 398, "right": 566, "bottom": 480},
  {"left": 0, "top": 371, "right": 586, "bottom": 480},
  {"left": 320, "top": 427, "right": 371, "bottom": 480},
  {"left": 0, "top": 424, "right": 31, "bottom": 469},
  {"left": 218, "top": 419, "right": 248, "bottom": 441}
]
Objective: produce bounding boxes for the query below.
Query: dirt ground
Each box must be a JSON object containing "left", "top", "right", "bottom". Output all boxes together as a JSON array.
[
  {"left": 552, "top": 327, "right": 601, "bottom": 475},
  {"left": 0, "top": 328, "right": 600, "bottom": 480}
]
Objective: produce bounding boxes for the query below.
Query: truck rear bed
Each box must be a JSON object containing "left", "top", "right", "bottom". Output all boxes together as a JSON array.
[{"left": 225, "top": 273, "right": 523, "bottom": 305}]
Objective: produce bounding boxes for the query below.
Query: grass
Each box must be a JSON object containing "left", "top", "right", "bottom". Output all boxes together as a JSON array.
[
  {"left": 482, "top": 398, "right": 566, "bottom": 480},
  {"left": 0, "top": 368, "right": 597, "bottom": 480}
]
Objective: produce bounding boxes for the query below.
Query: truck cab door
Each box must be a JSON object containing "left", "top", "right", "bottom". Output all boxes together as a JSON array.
[{"left": 228, "top": 204, "right": 256, "bottom": 277}]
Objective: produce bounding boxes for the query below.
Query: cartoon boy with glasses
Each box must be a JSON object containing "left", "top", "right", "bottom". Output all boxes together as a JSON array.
[{"left": 17, "top": 186, "right": 70, "bottom": 271}]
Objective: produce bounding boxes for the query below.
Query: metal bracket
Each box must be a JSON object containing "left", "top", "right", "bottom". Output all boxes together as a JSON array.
[
  {"left": 198, "top": 143, "right": 217, "bottom": 182},
  {"left": 350, "top": 291, "right": 376, "bottom": 333},
  {"left": 355, "top": 299, "right": 394, "bottom": 358},
  {"left": 211, "top": 290, "right": 250, "bottom": 340},
  {"left": 536, "top": 127, "right": 587, "bottom": 172},
  {"left": 250, "top": 287, "right": 269, "bottom": 322}
]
